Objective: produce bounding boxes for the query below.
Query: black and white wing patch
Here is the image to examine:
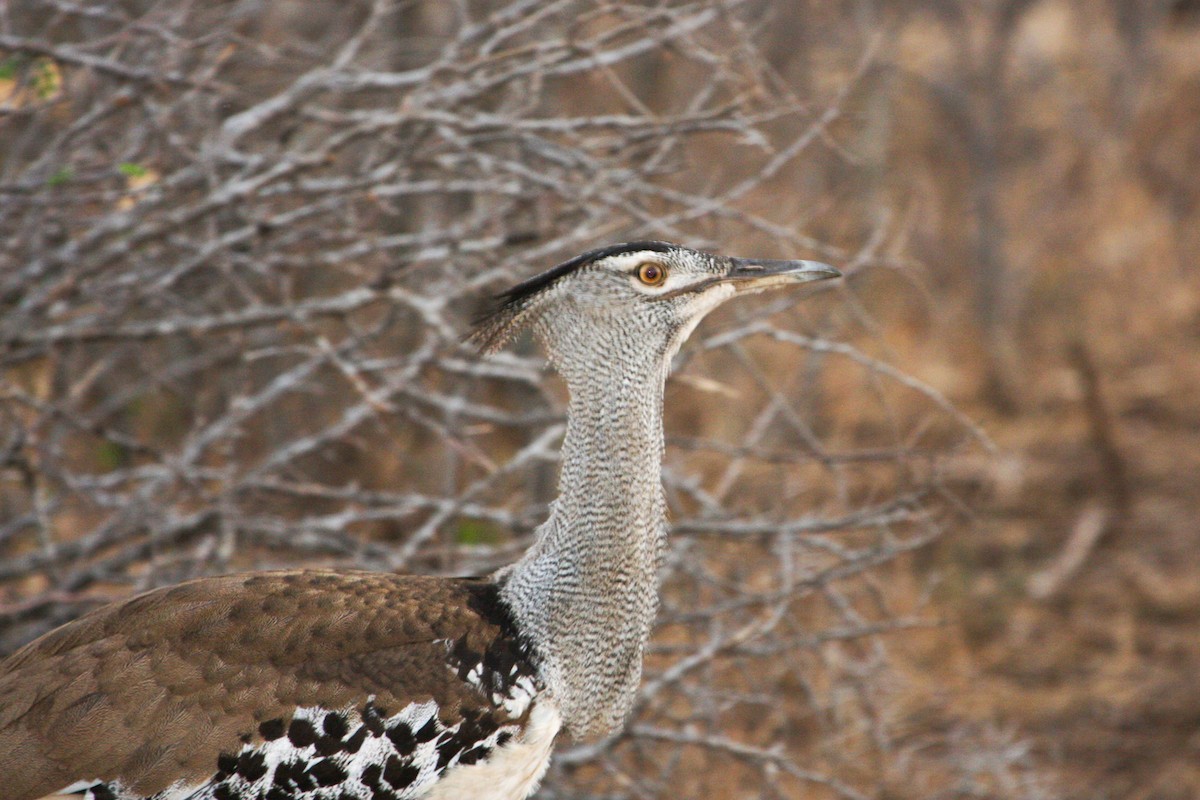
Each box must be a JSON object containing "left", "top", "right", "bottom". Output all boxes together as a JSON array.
[
  {"left": 200, "top": 700, "right": 522, "bottom": 799},
  {"left": 61, "top": 698, "right": 536, "bottom": 800}
]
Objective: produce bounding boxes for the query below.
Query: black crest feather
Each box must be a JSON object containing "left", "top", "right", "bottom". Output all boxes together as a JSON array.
[{"left": 468, "top": 241, "right": 674, "bottom": 354}]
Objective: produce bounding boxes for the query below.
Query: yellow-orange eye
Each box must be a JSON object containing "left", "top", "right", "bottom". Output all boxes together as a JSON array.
[{"left": 637, "top": 263, "right": 667, "bottom": 286}]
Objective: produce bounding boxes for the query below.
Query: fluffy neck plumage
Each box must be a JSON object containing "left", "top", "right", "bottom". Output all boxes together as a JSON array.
[{"left": 499, "top": 327, "right": 670, "bottom": 740}]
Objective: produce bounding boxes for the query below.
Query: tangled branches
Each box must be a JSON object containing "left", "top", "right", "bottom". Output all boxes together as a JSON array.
[{"left": 0, "top": 1, "right": 1025, "bottom": 797}]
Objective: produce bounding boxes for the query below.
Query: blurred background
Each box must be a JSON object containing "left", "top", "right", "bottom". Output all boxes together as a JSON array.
[{"left": 1, "top": 1, "right": 1198, "bottom": 798}]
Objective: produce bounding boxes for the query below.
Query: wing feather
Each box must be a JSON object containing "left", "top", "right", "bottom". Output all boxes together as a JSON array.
[{"left": 0, "top": 570, "right": 540, "bottom": 800}]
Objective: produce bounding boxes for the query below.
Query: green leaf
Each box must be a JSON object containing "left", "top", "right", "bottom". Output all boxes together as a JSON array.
[
  {"left": 0, "top": 56, "right": 22, "bottom": 81},
  {"left": 95, "top": 440, "right": 129, "bottom": 471},
  {"left": 454, "top": 518, "right": 503, "bottom": 545},
  {"left": 32, "top": 58, "right": 60, "bottom": 99},
  {"left": 118, "top": 162, "right": 148, "bottom": 178},
  {"left": 47, "top": 166, "right": 73, "bottom": 187}
]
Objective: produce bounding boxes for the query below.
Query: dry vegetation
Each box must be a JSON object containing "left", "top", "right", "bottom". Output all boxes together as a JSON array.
[{"left": 1, "top": 1, "right": 1198, "bottom": 798}]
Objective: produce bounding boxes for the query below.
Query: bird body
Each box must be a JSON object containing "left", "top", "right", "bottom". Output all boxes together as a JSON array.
[
  {"left": 1, "top": 571, "right": 548, "bottom": 799},
  {"left": 0, "top": 242, "right": 838, "bottom": 799}
]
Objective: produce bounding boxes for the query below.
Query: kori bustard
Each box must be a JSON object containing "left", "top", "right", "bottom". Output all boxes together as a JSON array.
[{"left": 0, "top": 242, "right": 839, "bottom": 800}]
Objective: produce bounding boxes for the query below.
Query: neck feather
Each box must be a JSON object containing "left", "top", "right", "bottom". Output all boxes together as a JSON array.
[{"left": 500, "top": 346, "right": 669, "bottom": 739}]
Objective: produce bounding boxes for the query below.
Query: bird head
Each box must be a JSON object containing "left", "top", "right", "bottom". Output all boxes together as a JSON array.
[{"left": 471, "top": 241, "right": 840, "bottom": 376}]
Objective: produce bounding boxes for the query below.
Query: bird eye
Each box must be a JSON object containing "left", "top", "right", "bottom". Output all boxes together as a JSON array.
[{"left": 636, "top": 263, "right": 667, "bottom": 286}]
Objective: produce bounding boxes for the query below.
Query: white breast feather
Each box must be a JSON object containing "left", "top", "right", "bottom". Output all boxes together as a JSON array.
[{"left": 423, "top": 701, "right": 561, "bottom": 800}]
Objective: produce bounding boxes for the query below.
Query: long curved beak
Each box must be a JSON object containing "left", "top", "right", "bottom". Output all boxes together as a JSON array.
[{"left": 724, "top": 258, "right": 842, "bottom": 293}]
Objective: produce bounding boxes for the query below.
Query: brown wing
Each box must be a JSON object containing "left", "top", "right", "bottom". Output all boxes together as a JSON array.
[{"left": 0, "top": 569, "right": 536, "bottom": 800}]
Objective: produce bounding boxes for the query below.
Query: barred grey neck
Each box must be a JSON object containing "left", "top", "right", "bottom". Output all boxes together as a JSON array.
[{"left": 499, "top": 321, "right": 672, "bottom": 740}]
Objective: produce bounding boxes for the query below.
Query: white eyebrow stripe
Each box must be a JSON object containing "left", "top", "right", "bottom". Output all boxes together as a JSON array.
[
  {"left": 602, "top": 249, "right": 712, "bottom": 297},
  {"left": 603, "top": 252, "right": 668, "bottom": 272}
]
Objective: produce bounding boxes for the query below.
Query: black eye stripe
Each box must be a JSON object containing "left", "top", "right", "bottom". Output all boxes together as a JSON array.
[{"left": 654, "top": 276, "right": 722, "bottom": 300}]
